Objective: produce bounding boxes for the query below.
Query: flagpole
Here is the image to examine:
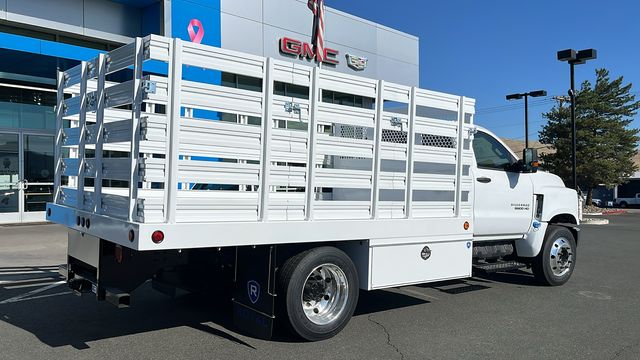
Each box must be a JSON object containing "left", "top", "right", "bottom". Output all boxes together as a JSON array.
[
  {"left": 308, "top": 0, "right": 324, "bottom": 70},
  {"left": 319, "top": 0, "right": 324, "bottom": 70}
]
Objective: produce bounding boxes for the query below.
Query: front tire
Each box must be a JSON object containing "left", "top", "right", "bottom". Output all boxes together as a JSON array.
[
  {"left": 278, "top": 247, "right": 359, "bottom": 341},
  {"left": 532, "top": 225, "right": 577, "bottom": 286}
]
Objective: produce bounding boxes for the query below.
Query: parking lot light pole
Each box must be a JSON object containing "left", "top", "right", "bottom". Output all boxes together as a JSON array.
[
  {"left": 557, "top": 48, "right": 597, "bottom": 191},
  {"left": 506, "top": 90, "right": 547, "bottom": 148}
]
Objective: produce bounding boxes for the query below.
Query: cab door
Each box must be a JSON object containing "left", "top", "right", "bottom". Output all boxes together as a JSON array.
[{"left": 472, "top": 131, "right": 533, "bottom": 237}]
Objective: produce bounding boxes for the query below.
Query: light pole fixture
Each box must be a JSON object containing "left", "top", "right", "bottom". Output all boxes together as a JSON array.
[
  {"left": 506, "top": 90, "right": 547, "bottom": 148},
  {"left": 557, "top": 48, "right": 597, "bottom": 191}
]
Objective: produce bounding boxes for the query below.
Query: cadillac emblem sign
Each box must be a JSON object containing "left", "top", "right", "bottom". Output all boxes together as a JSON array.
[{"left": 346, "top": 53, "right": 368, "bottom": 71}]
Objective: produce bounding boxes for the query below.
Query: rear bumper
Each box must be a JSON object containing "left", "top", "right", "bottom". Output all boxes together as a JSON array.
[{"left": 47, "top": 202, "right": 142, "bottom": 250}]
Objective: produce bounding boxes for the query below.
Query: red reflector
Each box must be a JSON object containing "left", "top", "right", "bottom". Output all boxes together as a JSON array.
[
  {"left": 115, "top": 245, "right": 123, "bottom": 263},
  {"left": 151, "top": 230, "right": 164, "bottom": 244}
]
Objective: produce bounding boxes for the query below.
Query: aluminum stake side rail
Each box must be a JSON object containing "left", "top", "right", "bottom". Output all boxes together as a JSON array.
[{"left": 47, "top": 34, "right": 476, "bottom": 253}]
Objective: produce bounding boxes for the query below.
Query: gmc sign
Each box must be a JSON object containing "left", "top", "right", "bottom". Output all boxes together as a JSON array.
[{"left": 279, "top": 37, "right": 339, "bottom": 65}]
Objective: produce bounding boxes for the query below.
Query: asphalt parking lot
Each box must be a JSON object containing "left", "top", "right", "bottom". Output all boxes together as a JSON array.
[{"left": 1, "top": 214, "right": 639, "bottom": 360}]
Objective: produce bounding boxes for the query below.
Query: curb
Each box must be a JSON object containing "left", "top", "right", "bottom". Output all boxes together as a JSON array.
[
  {"left": 582, "top": 209, "right": 626, "bottom": 216},
  {"left": 602, "top": 210, "right": 627, "bottom": 215},
  {"left": 581, "top": 218, "right": 609, "bottom": 225}
]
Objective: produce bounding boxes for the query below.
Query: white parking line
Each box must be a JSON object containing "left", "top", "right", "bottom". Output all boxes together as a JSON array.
[
  {"left": 5, "top": 281, "right": 63, "bottom": 290},
  {"left": 2, "top": 291, "right": 71, "bottom": 303},
  {"left": 0, "top": 267, "right": 58, "bottom": 272},
  {"left": 0, "top": 268, "right": 58, "bottom": 274},
  {"left": 0, "top": 280, "right": 66, "bottom": 304},
  {"left": 0, "top": 271, "right": 58, "bottom": 276},
  {"left": 0, "top": 276, "right": 59, "bottom": 286}
]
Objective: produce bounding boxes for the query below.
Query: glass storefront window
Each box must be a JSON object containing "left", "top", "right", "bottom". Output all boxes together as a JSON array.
[
  {"left": 0, "top": 102, "right": 55, "bottom": 130},
  {"left": 0, "top": 86, "right": 57, "bottom": 105},
  {"left": 0, "top": 85, "right": 56, "bottom": 222},
  {"left": 0, "top": 86, "right": 56, "bottom": 130}
]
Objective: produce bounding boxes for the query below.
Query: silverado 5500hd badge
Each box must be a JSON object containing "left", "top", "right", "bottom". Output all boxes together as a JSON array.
[{"left": 511, "top": 203, "right": 531, "bottom": 211}]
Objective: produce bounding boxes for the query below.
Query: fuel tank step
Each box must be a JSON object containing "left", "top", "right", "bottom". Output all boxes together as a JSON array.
[{"left": 472, "top": 260, "right": 527, "bottom": 274}]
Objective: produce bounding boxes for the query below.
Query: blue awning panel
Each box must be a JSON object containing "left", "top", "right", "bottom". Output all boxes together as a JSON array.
[{"left": 0, "top": 32, "right": 102, "bottom": 62}]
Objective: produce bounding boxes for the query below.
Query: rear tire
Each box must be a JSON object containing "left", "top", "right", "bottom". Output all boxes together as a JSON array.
[
  {"left": 278, "top": 247, "right": 359, "bottom": 341},
  {"left": 532, "top": 225, "right": 577, "bottom": 286},
  {"left": 619, "top": 201, "right": 628, "bottom": 208}
]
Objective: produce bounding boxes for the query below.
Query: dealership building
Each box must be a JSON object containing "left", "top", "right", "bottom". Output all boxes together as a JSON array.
[{"left": 0, "top": 0, "right": 419, "bottom": 223}]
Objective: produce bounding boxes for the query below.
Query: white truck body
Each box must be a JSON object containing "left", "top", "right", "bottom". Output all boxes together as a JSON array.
[
  {"left": 615, "top": 193, "right": 640, "bottom": 207},
  {"left": 46, "top": 35, "right": 580, "bottom": 340}
]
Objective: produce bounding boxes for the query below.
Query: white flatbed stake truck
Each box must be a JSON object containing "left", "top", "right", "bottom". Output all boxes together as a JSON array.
[{"left": 47, "top": 35, "right": 580, "bottom": 341}]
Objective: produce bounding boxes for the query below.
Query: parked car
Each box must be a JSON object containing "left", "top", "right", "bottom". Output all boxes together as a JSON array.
[{"left": 580, "top": 195, "right": 603, "bottom": 207}]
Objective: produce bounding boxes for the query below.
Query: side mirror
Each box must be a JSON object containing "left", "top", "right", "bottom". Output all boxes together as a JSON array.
[{"left": 522, "top": 148, "right": 539, "bottom": 173}]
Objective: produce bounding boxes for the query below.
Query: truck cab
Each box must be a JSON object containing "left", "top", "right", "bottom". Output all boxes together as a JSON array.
[{"left": 471, "top": 127, "right": 580, "bottom": 285}]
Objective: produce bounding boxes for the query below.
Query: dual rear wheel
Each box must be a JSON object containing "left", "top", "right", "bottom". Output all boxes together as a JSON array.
[{"left": 278, "top": 247, "right": 359, "bottom": 341}]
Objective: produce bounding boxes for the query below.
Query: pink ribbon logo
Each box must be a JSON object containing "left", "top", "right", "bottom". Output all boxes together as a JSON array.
[{"left": 187, "top": 19, "right": 204, "bottom": 44}]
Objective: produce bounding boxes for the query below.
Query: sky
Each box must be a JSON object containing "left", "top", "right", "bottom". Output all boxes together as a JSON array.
[{"left": 328, "top": 0, "right": 640, "bottom": 142}]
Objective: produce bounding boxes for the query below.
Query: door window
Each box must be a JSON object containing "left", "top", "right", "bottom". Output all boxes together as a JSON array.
[
  {"left": 473, "top": 131, "right": 516, "bottom": 170},
  {"left": 24, "top": 135, "right": 54, "bottom": 183},
  {"left": 0, "top": 133, "right": 19, "bottom": 213},
  {"left": 23, "top": 135, "right": 54, "bottom": 212}
]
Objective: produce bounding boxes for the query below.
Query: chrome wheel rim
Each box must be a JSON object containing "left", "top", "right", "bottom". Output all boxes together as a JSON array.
[
  {"left": 550, "top": 237, "right": 573, "bottom": 277},
  {"left": 301, "top": 263, "right": 349, "bottom": 326}
]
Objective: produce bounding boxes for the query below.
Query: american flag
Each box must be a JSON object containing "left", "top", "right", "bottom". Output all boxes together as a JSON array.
[{"left": 307, "top": 0, "right": 325, "bottom": 62}]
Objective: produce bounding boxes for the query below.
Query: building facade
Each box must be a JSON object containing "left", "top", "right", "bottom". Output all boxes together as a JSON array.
[{"left": 0, "top": 0, "right": 419, "bottom": 223}]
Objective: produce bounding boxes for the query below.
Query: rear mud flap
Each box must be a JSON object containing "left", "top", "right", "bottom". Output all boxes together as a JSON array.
[{"left": 232, "top": 245, "right": 277, "bottom": 340}]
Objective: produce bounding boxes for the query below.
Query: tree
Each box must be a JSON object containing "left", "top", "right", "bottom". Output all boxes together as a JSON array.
[{"left": 539, "top": 68, "right": 640, "bottom": 205}]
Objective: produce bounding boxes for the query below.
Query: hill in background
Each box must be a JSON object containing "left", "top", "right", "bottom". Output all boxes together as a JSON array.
[
  {"left": 501, "top": 138, "right": 640, "bottom": 176},
  {"left": 500, "top": 138, "right": 554, "bottom": 158}
]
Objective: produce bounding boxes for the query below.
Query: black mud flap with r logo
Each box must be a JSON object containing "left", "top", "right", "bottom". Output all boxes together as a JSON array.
[{"left": 232, "top": 245, "right": 277, "bottom": 340}]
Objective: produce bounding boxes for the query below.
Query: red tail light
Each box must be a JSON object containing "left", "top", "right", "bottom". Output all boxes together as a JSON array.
[{"left": 151, "top": 230, "right": 164, "bottom": 244}]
